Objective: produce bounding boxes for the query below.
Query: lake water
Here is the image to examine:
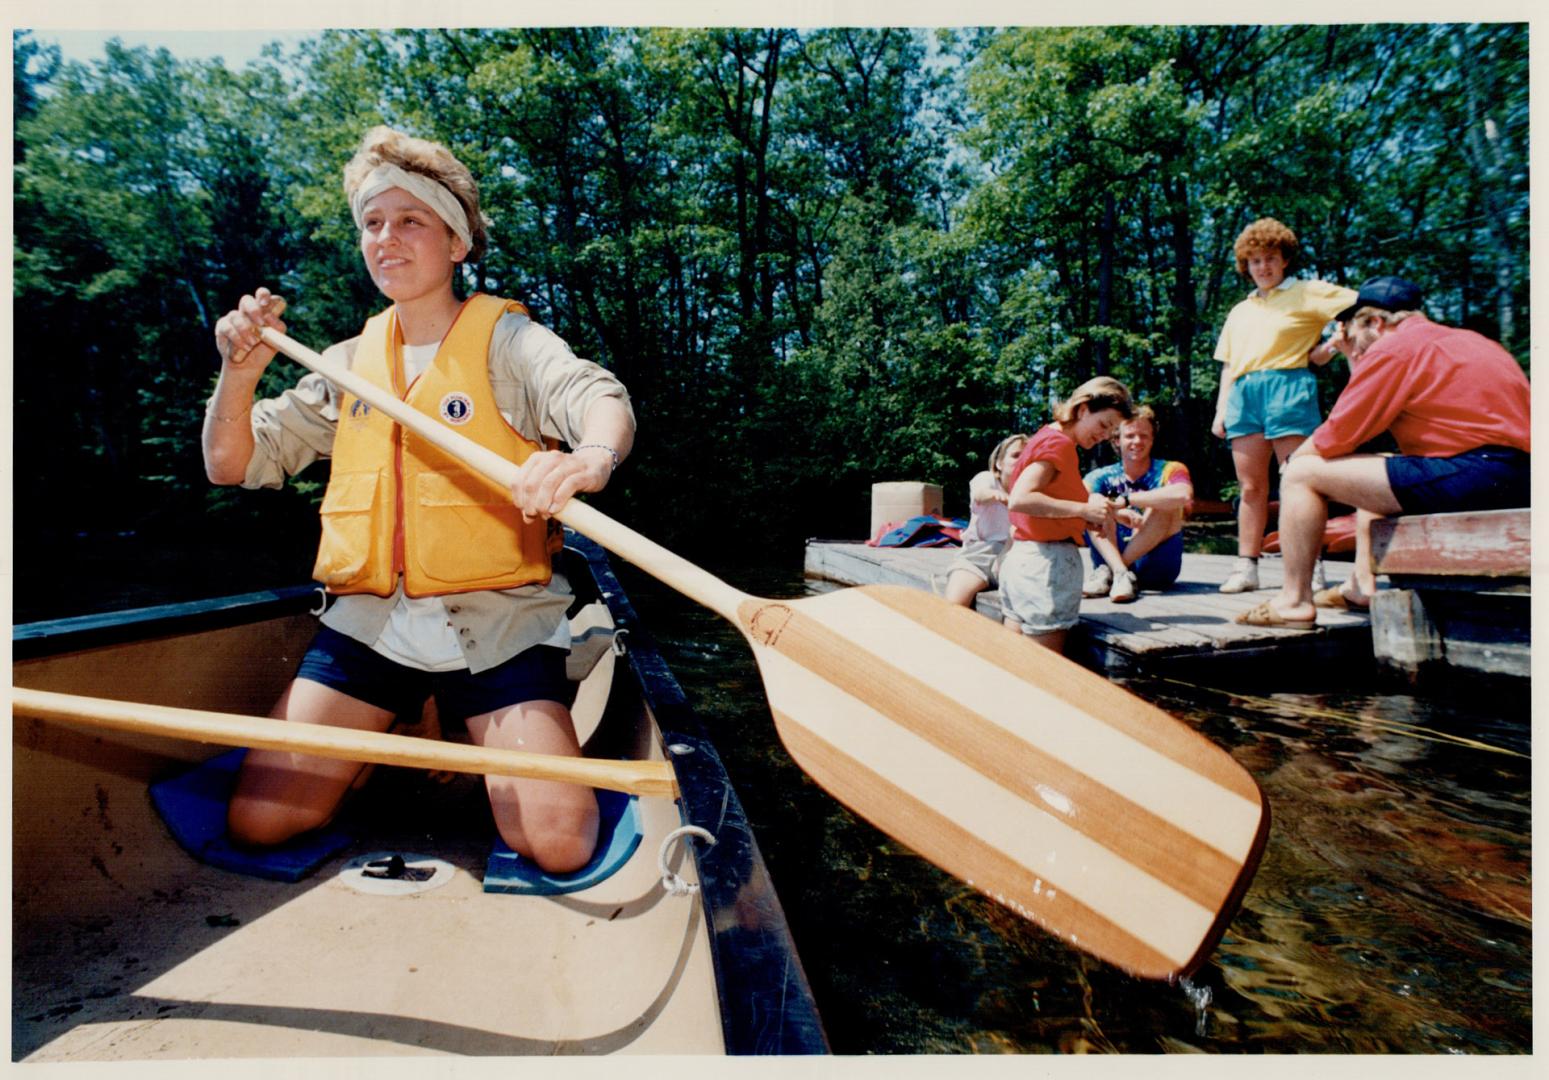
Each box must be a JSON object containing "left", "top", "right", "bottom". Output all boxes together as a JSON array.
[{"left": 613, "top": 561, "right": 1532, "bottom": 1055}]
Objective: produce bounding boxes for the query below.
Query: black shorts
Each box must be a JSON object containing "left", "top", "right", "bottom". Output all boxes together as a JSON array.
[
  {"left": 1385, "top": 446, "right": 1530, "bottom": 515},
  {"left": 295, "top": 625, "right": 575, "bottom": 727}
]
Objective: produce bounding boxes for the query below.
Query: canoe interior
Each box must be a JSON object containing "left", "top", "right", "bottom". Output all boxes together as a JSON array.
[{"left": 12, "top": 536, "right": 826, "bottom": 1059}]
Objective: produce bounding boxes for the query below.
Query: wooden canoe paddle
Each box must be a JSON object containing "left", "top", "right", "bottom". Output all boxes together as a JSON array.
[
  {"left": 258, "top": 324, "right": 1268, "bottom": 981},
  {"left": 10, "top": 687, "right": 679, "bottom": 798}
]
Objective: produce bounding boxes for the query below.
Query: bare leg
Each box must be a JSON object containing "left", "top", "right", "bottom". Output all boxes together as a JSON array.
[
  {"left": 1001, "top": 617, "right": 1066, "bottom": 654},
  {"left": 227, "top": 679, "right": 396, "bottom": 847},
  {"left": 466, "top": 700, "right": 599, "bottom": 875},
  {"left": 943, "top": 568, "right": 988, "bottom": 608},
  {"left": 1348, "top": 508, "right": 1383, "bottom": 602},
  {"left": 1267, "top": 455, "right": 1402, "bottom": 620},
  {"left": 1231, "top": 434, "right": 1275, "bottom": 558},
  {"left": 1271, "top": 434, "right": 1308, "bottom": 467},
  {"left": 1087, "top": 517, "right": 1129, "bottom": 577},
  {"left": 1119, "top": 507, "right": 1184, "bottom": 566},
  {"left": 1027, "top": 629, "right": 1067, "bottom": 653}
]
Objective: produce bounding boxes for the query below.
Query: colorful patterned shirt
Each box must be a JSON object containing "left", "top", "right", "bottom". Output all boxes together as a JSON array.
[{"left": 1083, "top": 458, "right": 1193, "bottom": 505}]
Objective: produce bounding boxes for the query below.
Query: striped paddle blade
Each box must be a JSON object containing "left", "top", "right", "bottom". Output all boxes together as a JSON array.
[{"left": 739, "top": 584, "right": 1269, "bottom": 982}]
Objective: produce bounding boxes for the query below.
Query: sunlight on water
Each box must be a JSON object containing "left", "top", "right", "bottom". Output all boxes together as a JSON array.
[{"left": 615, "top": 563, "right": 1532, "bottom": 1054}]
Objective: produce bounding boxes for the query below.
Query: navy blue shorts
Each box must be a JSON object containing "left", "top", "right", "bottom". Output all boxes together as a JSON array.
[
  {"left": 295, "top": 626, "right": 575, "bottom": 726},
  {"left": 1385, "top": 446, "right": 1530, "bottom": 515},
  {"left": 1088, "top": 527, "right": 1184, "bottom": 589}
]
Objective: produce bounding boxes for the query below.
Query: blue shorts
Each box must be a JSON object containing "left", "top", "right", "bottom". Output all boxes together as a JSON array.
[
  {"left": 295, "top": 626, "right": 574, "bottom": 727},
  {"left": 1386, "top": 446, "right": 1530, "bottom": 515},
  {"left": 1226, "top": 368, "right": 1321, "bottom": 441},
  {"left": 1089, "top": 527, "right": 1184, "bottom": 589}
]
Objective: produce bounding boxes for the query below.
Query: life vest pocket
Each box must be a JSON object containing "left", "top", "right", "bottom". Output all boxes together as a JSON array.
[
  {"left": 410, "top": 471, "right": 530, "bottom": 587},
  {"left": 313, "top": 469, "right": 386, "bottom": 590}
]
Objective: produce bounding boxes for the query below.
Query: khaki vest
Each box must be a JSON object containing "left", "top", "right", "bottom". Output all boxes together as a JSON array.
[{"left": 313, "top": 294, "right": 553, "bottom": 597}]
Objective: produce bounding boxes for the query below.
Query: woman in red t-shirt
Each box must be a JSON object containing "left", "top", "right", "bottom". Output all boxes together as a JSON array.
[{"left": 1001, "top": 376, "right": 1133, "bottom": 652}]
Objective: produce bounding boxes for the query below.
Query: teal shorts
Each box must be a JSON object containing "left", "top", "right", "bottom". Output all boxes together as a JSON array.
[{"left": 1225, "top": 368, "right": 1321, "bottom": 441}]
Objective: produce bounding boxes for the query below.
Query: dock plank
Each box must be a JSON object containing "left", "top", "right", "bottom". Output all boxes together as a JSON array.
[{"left": 805, "top": 542, "right": 1369, "bottom": 671}]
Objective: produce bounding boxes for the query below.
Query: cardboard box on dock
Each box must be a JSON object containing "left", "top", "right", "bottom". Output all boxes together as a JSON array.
[{"left": 870, "top": 482, "right": 943, "bottom": 538}]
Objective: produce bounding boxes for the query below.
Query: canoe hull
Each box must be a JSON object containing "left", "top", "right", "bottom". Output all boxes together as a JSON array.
[{"left": 12, "top": 536, "right": 826, "bottom": 1058}]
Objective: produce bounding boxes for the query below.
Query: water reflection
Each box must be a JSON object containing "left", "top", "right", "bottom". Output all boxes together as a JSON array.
[{"left": 614, "top": 562, "right": 1531, "bottom": 1054}]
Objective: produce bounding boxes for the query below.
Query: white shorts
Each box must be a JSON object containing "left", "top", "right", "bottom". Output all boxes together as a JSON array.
[
  {"left": 947, "top": 539, "right": 1008, "bottom": 588},
  {"left": 999, "top": 539, "right": 1083, "bottom": 636}
]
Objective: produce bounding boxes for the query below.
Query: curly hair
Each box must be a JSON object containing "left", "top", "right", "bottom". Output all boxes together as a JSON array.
[
  {"left": 1232, "top": 217, "right": 1299, "bottom": 277},
  {"left": 343, "top": 126, "right": 490, "bottom": 262},
  {"left": 1052, "top": 376, "right": 1134, "bottom": 425}
]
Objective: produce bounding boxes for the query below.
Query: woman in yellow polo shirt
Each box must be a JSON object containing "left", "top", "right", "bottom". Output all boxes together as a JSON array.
[
  {"left": 1211, "top": 218, "right": 1355, "bottom": 593},
  {"left": 203, "top": 127, "right": 635, "bottom": 874}
]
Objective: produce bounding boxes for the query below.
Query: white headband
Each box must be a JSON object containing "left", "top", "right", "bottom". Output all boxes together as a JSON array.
[{"left": 350, "top": 163, "right": 473, "bottom": 254}]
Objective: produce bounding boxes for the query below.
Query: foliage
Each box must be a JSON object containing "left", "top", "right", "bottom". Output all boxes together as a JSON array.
[{"left": 10, "top": 25, "right": 1529, "bottom": 612}]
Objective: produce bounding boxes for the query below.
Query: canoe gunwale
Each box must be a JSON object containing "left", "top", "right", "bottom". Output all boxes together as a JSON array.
[
  {"left": 13, "top": 585, "right": 322, "bottom": 660},
  {"left": 565, "top": 533, "right": 830, "bottom": 1054}
]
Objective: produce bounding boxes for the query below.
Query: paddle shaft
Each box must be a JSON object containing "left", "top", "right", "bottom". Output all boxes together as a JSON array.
[
  {"left": 259, "top": 328, "right": 748, "bottom": 623},
  {"left": 11, "top": 687, "right": 679, "bottom": 798}
]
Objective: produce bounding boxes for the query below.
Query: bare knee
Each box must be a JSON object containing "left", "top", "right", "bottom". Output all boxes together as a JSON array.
[
  {"left": 1238, "top": 474, "right": 1271, "bottom": 501},
  {"left": 1140, "top": 507, "right": 1183, "bottom": 538},
  {"left": 227, "top": 796, "right": 328, "bottom": 849},
  {"left": 943, "top": 570, "right": 985, "bottom": 607},
  {"left": 496, "top": 794, "right": 600, "bottom": 875},
  {"left": 1279, "top": 456, "right": 1321, "bottom": 494}
]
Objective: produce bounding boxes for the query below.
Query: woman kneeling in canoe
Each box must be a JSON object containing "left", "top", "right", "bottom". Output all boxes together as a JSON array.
[
  {"left": 1001, "top": 376, "right": 1133, "bottom": 653},
  {"left": 203, "top": 126, "right": 635, "bottom": 873}
]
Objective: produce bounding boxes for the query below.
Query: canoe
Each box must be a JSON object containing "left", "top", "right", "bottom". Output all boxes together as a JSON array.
[{"left": 11, "top": 532, "right": 828, "bottom": 1059}]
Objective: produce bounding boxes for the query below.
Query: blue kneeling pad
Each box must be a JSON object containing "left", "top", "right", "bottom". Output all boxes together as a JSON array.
[
  {"left": 149, "top": 748, "right": 354, "bottom": 882},
  {"left": 484, "top": 787, "right": 643, "bottom": 895}
]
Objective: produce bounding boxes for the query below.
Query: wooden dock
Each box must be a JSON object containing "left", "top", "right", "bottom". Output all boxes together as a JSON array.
[
  {"left": 1367, "top": 508, "right": 1531, "bottom": 679},
  {"left": 804, "top": 542, "right": 1372, "bottom": 674}
]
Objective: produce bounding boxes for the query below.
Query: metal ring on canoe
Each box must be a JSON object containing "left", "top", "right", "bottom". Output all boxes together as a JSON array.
[{"left": 658, "top": 824, "right": 716, "bottom": 896}]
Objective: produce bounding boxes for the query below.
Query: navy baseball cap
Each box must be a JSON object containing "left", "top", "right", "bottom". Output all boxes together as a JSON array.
[{"left": 1337, "top": 275, "right": 1424, "bottom": 321}]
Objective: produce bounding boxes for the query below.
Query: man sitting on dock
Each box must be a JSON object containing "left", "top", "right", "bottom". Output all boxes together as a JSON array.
[
  {"left": 1238, "top": 276, "right": 1531, "bottom": 629},
  {"left": 1081, "top": 405, "right": 1195, "bottom": 603}
]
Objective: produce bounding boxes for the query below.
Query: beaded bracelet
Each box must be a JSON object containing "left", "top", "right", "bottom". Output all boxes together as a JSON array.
[{"left": 573, "top": 443, "right": 620, "bottom": 471}]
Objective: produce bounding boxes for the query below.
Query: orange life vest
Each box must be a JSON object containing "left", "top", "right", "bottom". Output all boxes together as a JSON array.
[{"left": 312, "top": 294, "right": 553, "bottom": 597}]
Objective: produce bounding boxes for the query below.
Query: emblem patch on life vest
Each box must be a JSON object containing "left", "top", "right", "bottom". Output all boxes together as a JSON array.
[
  {"left": 349, "top": 399, "right": 372, "bottom": 420},
  {"left": 439, "top": 392, "right": 474, "bottom": 425}
]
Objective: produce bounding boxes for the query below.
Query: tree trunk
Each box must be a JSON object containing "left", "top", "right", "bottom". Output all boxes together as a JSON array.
[{"left": 1095, "top": 190, "right": 1115, "bottom": 376}]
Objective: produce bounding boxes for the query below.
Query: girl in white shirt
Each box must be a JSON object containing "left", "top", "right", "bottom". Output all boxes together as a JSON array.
[{"left": 942, "top": 433, "right": 1029, "bottom": 608}]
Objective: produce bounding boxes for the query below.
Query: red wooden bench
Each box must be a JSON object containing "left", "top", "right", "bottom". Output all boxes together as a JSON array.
[
  {"left": 1367, "top": 508, "right": 1530, "bottom": 678},
  {"left": 1371, "top": 507, "right": 1530, "bottom": 579}
]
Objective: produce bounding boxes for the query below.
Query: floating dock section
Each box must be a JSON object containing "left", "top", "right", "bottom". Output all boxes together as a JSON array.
[{"left": 804, "top": 542, "right": 1372, "bottom": 675}]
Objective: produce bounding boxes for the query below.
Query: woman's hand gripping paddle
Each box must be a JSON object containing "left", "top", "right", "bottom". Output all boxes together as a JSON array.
[{"left": 260, "top": 325, "right": 1269, "bottom": 981}]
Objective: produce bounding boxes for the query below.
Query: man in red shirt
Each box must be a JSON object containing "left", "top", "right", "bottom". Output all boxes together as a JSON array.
[{"left": 1238, "top": 276, "right": 1530, "bottom": 629}]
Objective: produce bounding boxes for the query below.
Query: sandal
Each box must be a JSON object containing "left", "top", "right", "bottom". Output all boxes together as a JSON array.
[
  {"left": 1234, "top": 600, "right": 1318, "bottom": 630},
  {"left": 1313, "top": 585, "right": 1369, "bottom": 611}
]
